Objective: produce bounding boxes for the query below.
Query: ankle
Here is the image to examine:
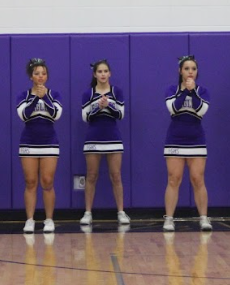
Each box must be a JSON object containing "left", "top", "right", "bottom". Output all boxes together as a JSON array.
[
  {"left": 164, "top": 215, "right": 173, "bottom": 219},
  {"left": 200, "top": 215, "right": 207, "bottom": 219}
]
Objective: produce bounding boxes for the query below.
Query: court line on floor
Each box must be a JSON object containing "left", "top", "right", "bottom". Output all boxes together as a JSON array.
[
  {"left": 0, "top": 259, "right": 230, "bottom": 280},
  {"left": 111, "top": 254, "right": 126, "bottom": 285},
  {"left": 217, "top": 222, "right": 230, "bottom": 229}
]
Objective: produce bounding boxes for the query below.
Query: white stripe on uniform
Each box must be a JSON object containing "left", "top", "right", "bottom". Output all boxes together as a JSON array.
[
  {"left": 84, "top": 143, "right": 124, "bottom": 153},
  {"left": 164, "top": 146, "right": 207, "bottom": 156},
  {"left": 19, "top": 147, "right": 59, "bottom": 156}
]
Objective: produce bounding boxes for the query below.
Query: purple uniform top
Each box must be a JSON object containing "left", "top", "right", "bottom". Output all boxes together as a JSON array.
[
  {"left": 16, "top": 89, "right": 62, "bottom": 157},
  {"left": 164, "top": 85, "right": 210, "bottom": 157},
  {"left": 82, "top": 85, "right": 124, "bottom": 153}
]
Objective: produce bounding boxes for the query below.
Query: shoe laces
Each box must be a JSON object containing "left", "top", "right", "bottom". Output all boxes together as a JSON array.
[
  {"left": 44, "top": 219, "right": 53, "bottom": 225},
  {"left": 163, "top": 215, "right": 174, "bottom": 225},
  {"left": 118, "top": 211, "right": 130, "bottom": 219},
  {"left": 26, "top": 219, "right": 34, "bottom": 226},
  {"left": 200, "top": 216, "right": 211, "bottom": 224}
]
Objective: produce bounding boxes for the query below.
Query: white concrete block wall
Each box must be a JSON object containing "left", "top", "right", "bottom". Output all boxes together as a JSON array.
[{"left": 0, "top": 0, "right": 230, "bottom": 33}]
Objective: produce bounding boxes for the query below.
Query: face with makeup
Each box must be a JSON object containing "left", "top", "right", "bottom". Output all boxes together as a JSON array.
[
  {"left": 94, "top": 63, "right": 111, "bottom": 85},
  {"left": 180, "top": 60, "right": 198, "bottom": 83},
  {"left": 30, "top": 66, "right": 48, "bottom": 86}
]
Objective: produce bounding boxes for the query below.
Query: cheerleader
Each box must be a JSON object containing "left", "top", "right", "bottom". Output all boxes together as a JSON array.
[
  {"left": 80, "top": 59, "right": 130, "bottom": 225},
  {"left": 17, "top": 58, "right": 62, "bottom": 233},
  {"left": 163, "top": 55, "right": 212, "bottom": 231}
]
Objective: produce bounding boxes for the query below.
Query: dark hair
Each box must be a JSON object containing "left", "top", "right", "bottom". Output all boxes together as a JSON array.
[
  {"left": 26, "top": 58, "right": 49, "bottom": 78},
  {"left": 178, "top": 55, "right": 198, "bottom": 86},
  {"left": 90, "top": 59, "right": 111, "bottom": 88}
]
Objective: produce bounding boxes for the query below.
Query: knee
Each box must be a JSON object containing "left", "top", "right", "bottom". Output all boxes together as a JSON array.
[
  {"left": 86, "top": 172, "right": 98, "bottom": 184},
  {"left": 109, "top": 172, "right": 122, "bottom": 185},
  {"left": 190, "top": 175, "right": 205, "bottom": 189},
  {"left": 167, "top": 174, "right": 182, "bottom": 188},
  {"left": 40, "top": 176, "right": 54, "bottom": 191},
  {"left": 25, "top": 178, "right": 38, "bottom": 192}
]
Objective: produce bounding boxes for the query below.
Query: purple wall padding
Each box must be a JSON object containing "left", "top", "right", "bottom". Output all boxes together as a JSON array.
[
  {"left": 70, "top": 35, "right": 131, "bottom": 209},
  {"left": 1, "top": 32, "right": 229, "bottom": 210},
  {"left": 130, "top": 34, "right": 191, "bottom": 207},
  {"left": 0, "top": 36, "right": 11, "bottom": 208},
  {"left": 11, "top": 36, "right": 71, "bottom": 209},
  {"left": 190, "top": 33, "right": 230, "bottom": 206}
]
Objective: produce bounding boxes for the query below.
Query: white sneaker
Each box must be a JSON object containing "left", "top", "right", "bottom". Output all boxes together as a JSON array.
[
  {"left": 43, "top": 219, "right": 55, "bottom": 232},
  {"left": 200, "top": 216, "right": 212, "bottom": 231},
  {"left": 163, "top": 216, "right": 175, "bottom": 231},
  {"left": 23, "top": 218, "right": 35, "bottom": 233},
  {"left": 80, "top": 211, "right": 92, "bottom": 225},
  {"left": 118, "top": 211, "right": 130, "bottom": 224}
]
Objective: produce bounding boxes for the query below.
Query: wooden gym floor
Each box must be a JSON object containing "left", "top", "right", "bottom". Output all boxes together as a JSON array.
[{"left": 0, "top": 218, "right": 230, "bottom": 284}]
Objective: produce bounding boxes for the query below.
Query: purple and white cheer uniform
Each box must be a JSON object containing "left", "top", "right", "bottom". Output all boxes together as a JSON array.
[
  {"left": 16, "top": 89, "right": 62, "bottom": 157},
  {"left": 82, "top": 86, "right": 124, "bottom": 154},
  {"left": 164, "top": 85, "right": 210, "bottom": 157}
]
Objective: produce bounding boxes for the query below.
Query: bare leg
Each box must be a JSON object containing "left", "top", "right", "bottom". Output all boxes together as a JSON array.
[
  {"left": 165, "top": 158, "right": 185, "bottom": 217},
  {"left": 21, "top": 158, "right": 39, "bottom": 219},
  {"left": 107, "top": 153, "right": 123, "bottom": 211},
  {"left": 84, "top": 154, "right": 102, "bottom": 211},
  {"left": 187, "top": 158, "right": 208, "bottom": 216},
  {"left": 40, "top": 157, "right": 58, "bottom": 219}
]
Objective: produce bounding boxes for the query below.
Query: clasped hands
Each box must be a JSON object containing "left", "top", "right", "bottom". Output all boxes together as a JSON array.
[
  {"left": 99, "top": 95, "right": 109, "bottom": 109},
  {"left": 35, "top": 84, "right": 47, "bottom": 98},
  {"left": 185, "top": 78, "right": 195, "bottom": 91}
]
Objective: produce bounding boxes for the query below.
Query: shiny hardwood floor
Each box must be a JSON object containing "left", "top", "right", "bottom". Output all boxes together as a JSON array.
[{"left": 0, "top": 222, "right": 230, "bottom": 285}]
